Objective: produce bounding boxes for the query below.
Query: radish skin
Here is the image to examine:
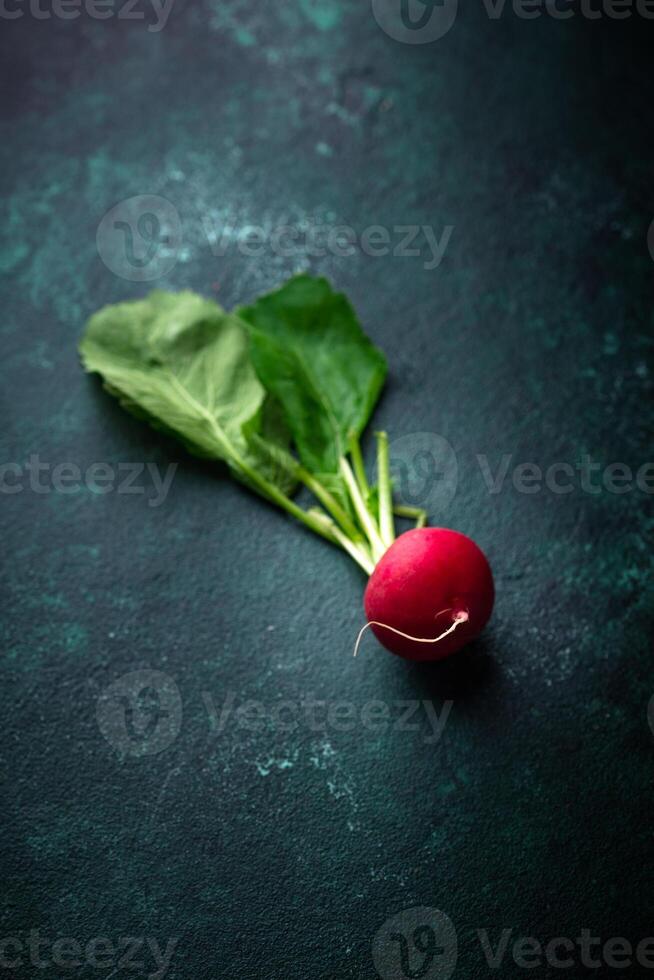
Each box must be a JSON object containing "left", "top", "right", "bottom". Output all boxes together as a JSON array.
[{"left": 363, "top": 527, "right": 494, "bottom": 661}]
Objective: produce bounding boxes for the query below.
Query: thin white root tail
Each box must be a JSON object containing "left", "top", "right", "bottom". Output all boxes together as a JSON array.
[{"left": 353, "top": 609, "right": 469, "bottom": 658}]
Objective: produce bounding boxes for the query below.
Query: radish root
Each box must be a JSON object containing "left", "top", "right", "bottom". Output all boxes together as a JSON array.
[{"left": 353, "top": 608, "right": 469, "bottom": 658}]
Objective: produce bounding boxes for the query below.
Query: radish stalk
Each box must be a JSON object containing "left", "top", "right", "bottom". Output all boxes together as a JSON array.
[
  {"left": 328, "top": 523, "right": 376, "bottom": 575},
  {"left": 243, "top": 433, "right": 373, "bottom": 565},
  {"left": 230, "top": 454, "right": 339, "bottom": 545},
  {"left": 296, "top": 465, "right": 368, "bottom": 549},
  {"left": 339, "top": 456, "right": 386, "bottom": 563},
  {"left": 375, "top": 430, "right": 395, "bottom": 548},
  {"left": 347, "top": 431, "right": 371, "bottom": 501},
  {"left": 393, "top": 504, "right": 428, "bottom": 529}
]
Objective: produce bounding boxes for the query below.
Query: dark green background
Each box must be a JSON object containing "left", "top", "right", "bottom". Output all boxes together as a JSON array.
[{"left": 2, "top": 2, "right": 653, "bottom": 978}]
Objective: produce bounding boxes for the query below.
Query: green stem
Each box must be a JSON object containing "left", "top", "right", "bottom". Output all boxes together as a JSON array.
[
  {"left": 303, "top": 508, "right": 372, "bottom": 573},
  {"left": 339, "top": 456, "right": 386, "bottom": 562},
  {"left": 376, "top": 431, "right": 395, "bottom": 547},
  {"left": 394, "top": 504, "right": 428, "bottom": 529},
  {"left": 237, "top": 461, "right": 338, "bottom": 544},
  {"left": 347, "top": 431, "right": 370, "bottom": 499},
  {"left": 329, "top": 524, "right": 375, "bottom": 575},
  {"left": 297, "top": 465, "right": 367, "bottom": 547}
]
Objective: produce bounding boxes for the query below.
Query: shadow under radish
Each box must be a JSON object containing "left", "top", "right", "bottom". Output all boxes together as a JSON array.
[{"left": 398, "top": 635, "right": 498, "bottom": 705}]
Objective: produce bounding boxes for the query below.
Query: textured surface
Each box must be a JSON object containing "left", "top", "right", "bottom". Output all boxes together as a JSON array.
[{"left": 2, "top": 4, "right": 653, "bottom": 978}]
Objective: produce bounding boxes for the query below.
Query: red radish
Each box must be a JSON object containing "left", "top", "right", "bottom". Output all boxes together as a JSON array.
[
  {"left": 82, "top": 286, "right": 497, "bottom": 668},
  {"left": 360, "top": 527, "right": 494, "bottom": 661}
]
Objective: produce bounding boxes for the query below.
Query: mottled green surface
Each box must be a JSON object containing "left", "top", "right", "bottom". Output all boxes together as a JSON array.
[{"left": 2, "top": 4, "right": 653, "bottom": 978}]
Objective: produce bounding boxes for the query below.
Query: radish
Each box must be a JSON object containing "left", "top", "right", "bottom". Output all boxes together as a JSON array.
[
  {"left": 358, "top": 527, "right": 494, "bottom": 661},
  {"left": 81, "top": 280, "right": 496, "bottom": 668}
]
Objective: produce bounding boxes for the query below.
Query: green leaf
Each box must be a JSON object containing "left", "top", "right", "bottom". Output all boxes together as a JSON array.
[
  {"left": 79, "top": 290, "right": 296, "bottom": 496},
  {"left": 237, "top": 275, "right": 387, "bottom": 474}
]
